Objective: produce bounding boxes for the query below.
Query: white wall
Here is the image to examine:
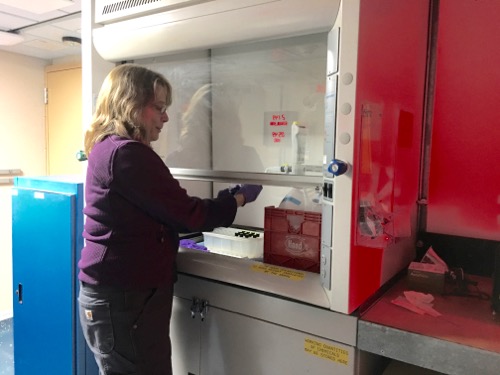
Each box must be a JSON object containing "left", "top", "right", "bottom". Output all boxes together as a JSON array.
[{"left": 0, "top": 50, "right": 48, "bottom": 314}]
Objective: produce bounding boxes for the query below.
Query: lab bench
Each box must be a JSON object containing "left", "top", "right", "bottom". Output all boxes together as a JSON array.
[
  {"left": 172, "top": 248, "right": 382, "bottom": 375},
  {"left": 357, "top": 275, "right": 500, "bottom": 375}
]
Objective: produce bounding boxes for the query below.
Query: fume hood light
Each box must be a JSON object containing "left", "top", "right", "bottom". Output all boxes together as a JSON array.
[
  {"left": 0, "top": 31, "right": 24, "bottom": 46},
  {"left": 62, "top": 36, "right": 81, "bottom": 47}
]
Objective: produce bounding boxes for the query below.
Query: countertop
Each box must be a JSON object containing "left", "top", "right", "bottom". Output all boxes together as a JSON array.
[{"left": 357, "top": 275, "right": 500, "bottom": 375}]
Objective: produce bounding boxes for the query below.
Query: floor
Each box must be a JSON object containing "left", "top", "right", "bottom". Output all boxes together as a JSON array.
[{"left": 0, "top": 317, "right": 14, "bottom": 375}]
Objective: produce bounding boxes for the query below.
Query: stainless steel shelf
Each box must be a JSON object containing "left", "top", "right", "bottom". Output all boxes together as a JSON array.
[
  {"left": 0, "top": 169, "right": 22, "bottom": 185},
  {"left": 0, "top": 169, "right": 22, "bottom": 176}
]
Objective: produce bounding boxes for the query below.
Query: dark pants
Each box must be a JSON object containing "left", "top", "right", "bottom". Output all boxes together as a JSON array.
[{"left": 78, "top": 282, "right": 174, "bottom": 375}]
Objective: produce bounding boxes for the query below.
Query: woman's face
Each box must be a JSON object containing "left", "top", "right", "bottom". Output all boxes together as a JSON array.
[{"left": 142, "top": 86, "right": 169, "bottom": 145}]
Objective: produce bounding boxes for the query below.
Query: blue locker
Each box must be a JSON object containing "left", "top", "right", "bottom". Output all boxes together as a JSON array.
[{"left": 12, "top": 176, "right": 97, "bottom": 375}]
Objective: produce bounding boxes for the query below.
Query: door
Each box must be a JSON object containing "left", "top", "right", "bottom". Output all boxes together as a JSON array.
[
  {"left": 45, "top": 63, "right": 83, "bottom": 175},
  {"left": 12, "top": 188, "right": 75, "bottom": 374}
]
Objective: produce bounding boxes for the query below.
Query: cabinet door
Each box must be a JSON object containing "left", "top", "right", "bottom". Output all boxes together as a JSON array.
[
  {"left": 171, "top": 296, "right": 201, "bottom": 375},
  {"left": 12, "top": 188, "right": 75, "bottom": 374},
  {"left": 200, "top": 307, "right": 355, "bottom": 375}
]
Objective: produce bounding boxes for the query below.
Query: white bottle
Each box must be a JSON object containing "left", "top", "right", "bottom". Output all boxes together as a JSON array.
[
  {"left": 291, "top": 121, "right": 307, "bottom": 175},
  {"left": 279, "top": 187, "right": 306, "bottom": 210},
  {"left": 304, "top": 186, "right": 323, "bottom": 213}
]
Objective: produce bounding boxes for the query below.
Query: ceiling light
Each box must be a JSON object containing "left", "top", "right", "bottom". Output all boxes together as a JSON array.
[
  {"left": 0, "top": 31, "right": 24, "bottom": 46},
  {"left": 62, "top": 36, "right": 81, "bottom": 47}
]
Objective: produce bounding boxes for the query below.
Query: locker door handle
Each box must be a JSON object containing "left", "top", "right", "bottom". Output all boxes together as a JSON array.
[{"left": 16, "top": 283, "right": 23, "bottom": 304}]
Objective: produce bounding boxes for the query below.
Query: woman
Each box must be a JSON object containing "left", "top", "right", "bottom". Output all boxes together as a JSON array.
[{"left": 78, "top": 64, "right": 262, "bottom": 375}]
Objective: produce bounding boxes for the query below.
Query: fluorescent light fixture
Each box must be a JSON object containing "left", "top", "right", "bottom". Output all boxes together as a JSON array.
[
  {"left": 0, "top": 30, "right": 24, "bottom": 45},
  {"left": 0, "top": 0, "right": 74, "bottom": 14}
]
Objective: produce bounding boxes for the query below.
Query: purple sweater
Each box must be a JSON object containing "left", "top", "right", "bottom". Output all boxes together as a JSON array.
[{"left": 78, "top": 135, "right": 237, "bottom": 288}]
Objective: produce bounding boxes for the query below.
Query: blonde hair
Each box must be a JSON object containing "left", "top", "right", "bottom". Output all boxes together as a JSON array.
[{"left": 84, "top": 64, "right": 172, "bottom": 155}]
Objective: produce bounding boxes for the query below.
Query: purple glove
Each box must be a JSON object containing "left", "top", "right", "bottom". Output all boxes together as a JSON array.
[
  {"left": 179, "top": 239, "right": 208, "bottom": 251},
  {"left": 237, "top": 184, "right": 263, "bottom": 204}
]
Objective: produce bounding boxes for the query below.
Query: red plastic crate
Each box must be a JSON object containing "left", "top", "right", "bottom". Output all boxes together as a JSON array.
[{"left": 264, "top": 206, "right": 322, "bottom": 273}]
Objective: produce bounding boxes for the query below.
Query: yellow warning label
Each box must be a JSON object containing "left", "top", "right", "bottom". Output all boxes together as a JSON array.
[
  {"left": 304, "top": 338, "right": 349, "bottom": 366},
  {"left": 251, "top": 263, "right": 305, "bottom": 281}
]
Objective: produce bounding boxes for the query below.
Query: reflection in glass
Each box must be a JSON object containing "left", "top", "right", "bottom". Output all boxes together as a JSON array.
[
  {"left": 143, "top": 33, "right": 327, "bottom": 176},
  {"left": 211, "top": 33, "right": 327, "bottom": 174},
  {"left": 165, "top": 84, "right": 213, "bottom": 169}
]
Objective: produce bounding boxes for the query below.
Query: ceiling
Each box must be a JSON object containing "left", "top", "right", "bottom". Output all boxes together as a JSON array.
[{"left": 0, "top": 0, "right": 82, "bottom": 61}]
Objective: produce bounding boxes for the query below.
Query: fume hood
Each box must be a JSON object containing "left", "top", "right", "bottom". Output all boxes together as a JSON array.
[{"left": 88, "top": 0, "right": 431, "bottom": 373}]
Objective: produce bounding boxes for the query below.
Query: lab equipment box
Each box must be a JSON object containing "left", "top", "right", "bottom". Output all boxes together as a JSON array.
[
  {"left": 407, "top": 262, "right": 446, "bottom": 294},
  {"left": 202, "top": 227, "right": 263, "bottom": 259},
  {"left": 264, "top": 206, "right": 322, "bottom": 273}
]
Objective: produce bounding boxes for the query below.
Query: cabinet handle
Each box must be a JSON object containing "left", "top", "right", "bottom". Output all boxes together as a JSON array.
[
  {"left": 190, "top": 298, "right": 200, "bottom": 319},
  {"left": 189, "top": 297, "right": 210, "bottom": 320},
  {"left": 16, "top": 283, "right": 23, "bottom": 304},
  {"left": 200, "top": 300, "right": 209, "bottom": 322}
]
